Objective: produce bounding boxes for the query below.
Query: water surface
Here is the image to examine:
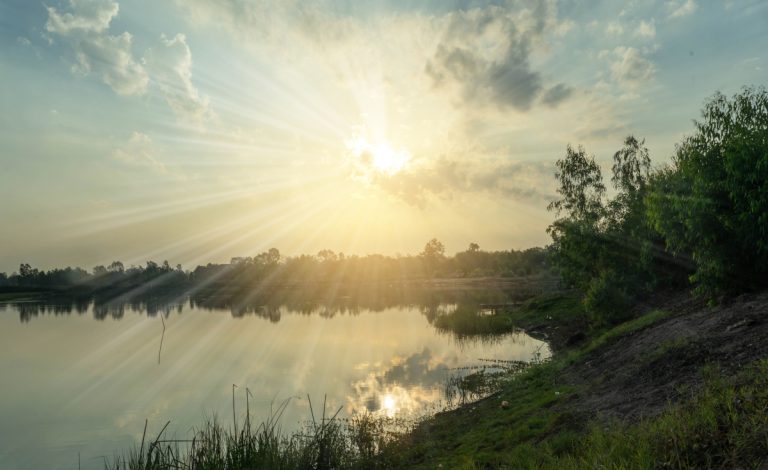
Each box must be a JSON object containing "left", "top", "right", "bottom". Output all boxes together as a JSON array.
[{"left": 0, "top": 288, "right": 549, "bottom": 469}]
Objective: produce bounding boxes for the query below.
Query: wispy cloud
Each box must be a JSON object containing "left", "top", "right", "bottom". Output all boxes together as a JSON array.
[
  {"left": 609, "top": 47, "right": 656, "bottom": 90},
  {"left": 635, "top": 19, "right": 656, "bottom": 39},
  {"left": 355, "top": 155, "right": 555, "bottom": 208},
  {"left": 112, "top": 132, "right": 166, "bottom": 173},
  {"left": 46, "top": 0, "right": 148, "bottom": 96},
  {"left": 145, "top": 34, "right": 210, "bottom": 125},
  {"left": 668, "top": 0, "right": 698, "bottom": 19}
]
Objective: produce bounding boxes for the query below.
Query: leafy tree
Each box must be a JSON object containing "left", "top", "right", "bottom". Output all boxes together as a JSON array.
[
  {"left": 108, "top": 261, "right": 124, "bottom": 273},
  {"left": 548, "top": 136, "right": 675, "bottom": 325},
  {"left": 548, "top": 145, "right": 605, "bottom": 222},
  {"left": 612, "top": 136, "right": 651, "bottom": 194},
  {"left": 421, "top": 239, "right": 446, "bottom": 276},
  {"left": 647, "top": 87, "right": 768, "bottom": 297},
  {"left": 547, "top": 146, "right": 606, "bottom": 291},
  {"left": 422, "top": 239, "right": 446, "bottom": 258}
]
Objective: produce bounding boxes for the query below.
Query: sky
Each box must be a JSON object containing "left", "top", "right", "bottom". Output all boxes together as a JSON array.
[{"left": 0, "top": 0, "right": 766, "bottom": 273}]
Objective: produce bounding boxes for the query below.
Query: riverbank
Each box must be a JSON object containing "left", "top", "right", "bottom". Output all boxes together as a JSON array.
[
  {"left": 392, "top": 290, "right": 768, "bottom": 468},
  {"left": 101, "top": 289, "right": 768, "bottom": 468}
]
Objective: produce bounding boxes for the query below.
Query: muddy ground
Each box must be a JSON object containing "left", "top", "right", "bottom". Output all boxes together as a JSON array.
[{"left": 558, "top": 290, "right": 768, "bottom": 423}]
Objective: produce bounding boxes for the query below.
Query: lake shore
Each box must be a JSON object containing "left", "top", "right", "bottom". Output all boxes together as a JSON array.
[
  {"left": 392, "top": 290, "right": 768, "bottom": 468},
  {"left": 52, "top": 288, "right": 768, "bottom": 468}
]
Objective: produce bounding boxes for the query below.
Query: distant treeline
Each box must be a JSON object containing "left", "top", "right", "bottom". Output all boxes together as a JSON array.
[
  {"left": 3, "top": 282, "right": 539, "bottom": 326},
  {"left": 547, "top": 87, "right": 768, "bottom": 326},
  {"left": 0, "top": 242, "right": 553, "bottom": 294}
]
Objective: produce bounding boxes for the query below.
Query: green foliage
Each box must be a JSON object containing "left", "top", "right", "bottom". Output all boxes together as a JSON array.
[
  {"left": 548, "top": 144, "right": 605, "bottom": 222},
  {"left": 612, "top": 135, "right": 651, "bottom": 195},
  {"left": 647, "top": 87, "right": 768, "bottom": 298},
  {"left": 552, "top": 360, "right": 768, "bottom": 469},
  {"left": 548, "top": 136, "right": 666, "bottom": 326},
  {"left": 431, "top": 306, "right": 515, "bottom": 338},
  {"left": 577, "top": 309, "right": 671, "bottom": 359},
  {"left": 582, "top": 270, "right": 632, "bottom": 325},
  {"left": 546, "top": 88, "right": 768, "bottom": 318},
  {"left": 396, "top": 308, "right": 768, "bottom": 469}
]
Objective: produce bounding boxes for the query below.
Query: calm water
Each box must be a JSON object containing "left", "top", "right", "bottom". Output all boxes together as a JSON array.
[{"left": 0, "top": 289, "right": 549, "bottom": 469}]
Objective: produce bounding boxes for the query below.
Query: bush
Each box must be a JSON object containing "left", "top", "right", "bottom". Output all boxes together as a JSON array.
[{"left": 582, "top": 271, "right": 632, "bottom": 327}]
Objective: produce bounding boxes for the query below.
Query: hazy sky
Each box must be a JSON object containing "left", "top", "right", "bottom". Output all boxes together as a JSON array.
[{"left": 0, "top": 0, "right": 766, "bottom": 272}]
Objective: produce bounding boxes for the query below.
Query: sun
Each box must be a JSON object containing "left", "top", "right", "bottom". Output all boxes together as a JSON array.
[
  {"left": 381, "top": 394, "right": 397, "bottom": 416},
  {"left": 369, "top": 142, "right": 410, "bottom": 175},
  {"left": 347, "top": 136, "right": 411, "bottom": 176}
]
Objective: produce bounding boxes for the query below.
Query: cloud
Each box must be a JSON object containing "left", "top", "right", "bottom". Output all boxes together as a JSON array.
[
  {"left": 112, "top": 132, "right": 166, "bottom": 173},
  {"left": 359, "top": 154, "right": 555, "bottom": 208},
  {"left": 176, "top": 0, "right": 349, "bottom": 49},
  {"left": 609, "top": 47, "right": 656, "bottom": 90},
  {"left": 541, "top": 83, "right": 574, "bottom": 108},
  {"left": 605, "top": 21, "right": 624, "bottom": 35},
  {"left": 45, "top": 0, "right": 148, "bottom": 96},
  {"left": 668, "top": 0, "right": 697, "bottom": 19},
  {"left": 175, "top": 1, "right": 575, "bottom": 113},
  {"left": 424, "top": 3, "right": 569, "bottom": 112},
  {"left": 145, "top": 34, "right": 210, "bottom": 124},
  {"left": 635, "top": 19, "right": 656, "bottom": 39}
]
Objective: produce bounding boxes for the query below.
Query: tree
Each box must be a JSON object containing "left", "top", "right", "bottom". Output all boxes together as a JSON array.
[
  {"left": 547, "top": 146, "right": 606, "bottom": 291},
  {"left": 421, "top": 239, "right": 446, "bottom": 277},
  {"left": 421, "top": 239, "right": 445, "bottom": 259},
  {"left": 647, "top": 87, "right": 768, "bottom": 297},
  {"left": 612, "top": 135, "right": 651, "bottom": 195},
  {"left": 108, "top": 261, "right": 124, "bottom": 273},
  {"left": 548, "top": 137, "right": 667, "bottom": 325},
  {"left": 19, "top": 263, "right": 35, "bottom": 278},
  {"left": 548, "top": 145, "right": 605, "bottom": 222},
  {"left": 468, "top": 242, "right": 480, "bottom": 253},
  {"left": 317, "top": 249, "right": 337, "bottom": 263}
]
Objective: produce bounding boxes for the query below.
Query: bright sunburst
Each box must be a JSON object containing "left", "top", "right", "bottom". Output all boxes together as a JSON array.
[{"left": 347, "top": 136, "right": 411, "bottom": 176}]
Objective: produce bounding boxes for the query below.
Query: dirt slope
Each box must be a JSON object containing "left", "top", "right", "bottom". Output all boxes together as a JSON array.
[{"left": 560, "top": 290, "right": 768, "bottom": 422}]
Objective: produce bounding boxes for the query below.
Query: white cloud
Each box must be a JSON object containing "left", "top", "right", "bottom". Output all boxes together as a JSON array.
[
  {"left": 606, "top": 21, "right": 624, "bottom": 35},
  {"left": 145, "top": 34, "right": 210, "bottom": 125},
  {"left": 668, "top": 0, "right": 698, "bottom": 19},
  {"left": 555, "top": 19, "right": 575, "bottom": 37},
  {"left": 45, "top": 0, "right": 148, "bottom": 96},
  {"left": 113, "top": 132, "right": 166, "bottom": 173},
  {"left": 635, "top": 19, "right": 656, "bottom": 39},
  {"left": 609, "top": 47, "right": 656, "bottom": 90},
  {"left": 46, "top": 0, "right": 118, "bottom": 33}
]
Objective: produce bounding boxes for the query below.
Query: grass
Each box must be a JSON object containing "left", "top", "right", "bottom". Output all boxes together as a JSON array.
[
  {"left": 548, "top": 360, "right": 768, "bottom": 469},
  {"left": 430, "top": 292, "right": 586, "bottom": 342},
  {"left": 0, "top": 291, "right": 44, "bottom": 301},
  {"left": 584, "top": 308, "right": 672, "bottom": 353},
  {"left": 431, "top": 305, "right": 516, "bottom": 337},
  {"left": 106, "top": 396, "right": 410, "bottom": 470},
  {"left": 395, "top": 360, "right": 578, "bottom": 469},
  {"left": 393, "top": 302, "right": 768, "bottom": 469}
]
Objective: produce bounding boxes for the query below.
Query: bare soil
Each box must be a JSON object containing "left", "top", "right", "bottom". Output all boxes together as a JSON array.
[{"left": 559, "top": 290, "right": 768, "bottom": 423}]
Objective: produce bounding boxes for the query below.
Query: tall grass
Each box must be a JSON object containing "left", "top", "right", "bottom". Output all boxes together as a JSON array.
[{"left": 105, "top": 394, "right": 410, "bottom": 470}]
